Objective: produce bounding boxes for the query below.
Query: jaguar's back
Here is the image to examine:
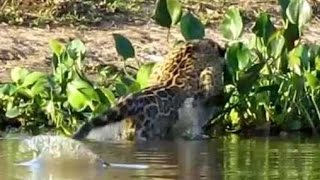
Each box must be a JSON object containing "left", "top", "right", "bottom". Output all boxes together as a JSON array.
[{"left": 72, "top": 39, "right": 225, "bottom": 141}]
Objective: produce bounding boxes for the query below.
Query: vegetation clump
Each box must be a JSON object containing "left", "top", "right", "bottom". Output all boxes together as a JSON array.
[
  {"left": 1, "top": 0, "right": 320, "bottom": 136},
  {"left": 0, "top": 0, "right": 145, "bottom": 26}
]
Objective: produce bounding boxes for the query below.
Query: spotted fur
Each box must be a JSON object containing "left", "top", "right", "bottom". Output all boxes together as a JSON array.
[{"left": 72, "top": 39, "right": 225, "bottom": 141}]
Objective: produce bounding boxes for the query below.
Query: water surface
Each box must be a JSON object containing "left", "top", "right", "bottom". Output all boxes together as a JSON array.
[{"left": 1, "top": 135, "right": 320, "bottom": 180}]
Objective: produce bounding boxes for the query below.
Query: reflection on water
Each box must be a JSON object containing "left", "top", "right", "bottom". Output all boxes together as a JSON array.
[{"left": 1, "top": 135, "right": 320, "bottom": 180}]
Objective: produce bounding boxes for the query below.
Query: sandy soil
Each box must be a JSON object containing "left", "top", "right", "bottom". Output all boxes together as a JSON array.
[{"left": 0, "top": 1, "right": 319, "bottom": 82}]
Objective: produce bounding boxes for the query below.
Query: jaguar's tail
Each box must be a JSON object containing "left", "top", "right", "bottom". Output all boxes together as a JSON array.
[{"left": 72, "top": 92, "right": 150, "bottom": 140}]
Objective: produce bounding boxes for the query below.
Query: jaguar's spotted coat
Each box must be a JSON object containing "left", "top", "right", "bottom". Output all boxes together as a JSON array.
[{"left": 72, "top": 39, "right": 225, "bottom": 141}]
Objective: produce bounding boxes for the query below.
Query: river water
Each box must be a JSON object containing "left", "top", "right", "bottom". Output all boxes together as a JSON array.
[{"left": 0, "top": 134, "right": 320, "bottom": 180}]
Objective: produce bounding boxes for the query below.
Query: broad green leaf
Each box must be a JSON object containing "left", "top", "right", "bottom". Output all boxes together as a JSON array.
[
  {"left": 267, "top": 31, "right": 285, "bottom": 59},
  {"left": 10, "top": 67, "right": 29, "bottom": 84},
  {"left": 101, "top": 88, "right": 116, "bottom": 105},
  {"left": 226, "top": 42, "right": 251, "bottom": 72},
  {"left": 66, "top": 79, "right": 97, "bottom": 111},
  {"left": 67, "top": 39, "right": 86, "bottom": 62},
  {"left": 226, "top": 43, "right": 239, "bottom": 74},
  {"left": 305, "top": 72, "right": 319, "bottom": 90},
  {"left": 93, "top": 89, "right": 107, "bottom": 103},
  {"left": 92, "top": 104, "right": 110, "bottom": 116},
  {"left": 21, "top": 72, "right": 45, "bottom": 87},
  {"left": 288, "top": 54, "right": 301, "bottom": 75},
  {"left": 45, "top": 100, "right": 55, "bottom": 114},
  {"left": 5, "top": 106, "right": 20, "bottom": 118},
  {"left": 219, "top": 7, "right": 243, "bottom": 40},
  {"left": 136, "top": 62, "right": 156, "bottom": 88},
  {"left": 152, "top": 0, "right": 172, "bottom": 28},
  {"left": 286, "top": 0, "right": 312, "bottom": 29},
  {"left": 30, "top": 78, "right": 47, "bottom": 97},
  {"left": 278, "top": 0, "right": 290, "bottom": 18},
  {"left": 113, "top": 34, "right": 135, "bottom": 60},
  {"left": 283, "top": 22, "right": 300, "bottom": 50},
  {"left": 79, "top": 88, "right": 100, "bottom": 103},
  {"left": 230, "top": 109, "right": 240, "bottom": 125},
  {"left": 237, "top": 63, "right": 265, "bottom": 94},
  {"left": 0, "top": 84, "right": 16, "bottom": 97},
  {"left": 167, "top": 0, "right": 182, "bottom": 25},
  {"left": 252, "top": 12, "right": 276, "bottom": 43},
  {"left": 68, "top": 39, "right": 86, "bottom": 55},
  {"left": 288, "top": 45, "right": 310, "bottom": 74},
  {"left": 236, "top": 43, "right": 251, "bottom": 70},
  {"left": 180, "top": 11, "right": 205, "bottom": 40},
  {"left": 67, "top": 88, "right": 88, "bottom": 111},
  {"left": 128, "top": 81, "right": 142, "bottom": 93},
  {"left": 68, "top": 79, "right": 92, "bottom": 89},
  {"left": 115, "top": 83, "right": 128, "bottom": 97},
  {"left": 316, "top": 56, "right": 320, "bottom": 71},
  {"left": 71, "top": 79, "right": 99, "bottom": 101},
  {"left": 49, "top": 39, "right": 65, "bottom": 56}
]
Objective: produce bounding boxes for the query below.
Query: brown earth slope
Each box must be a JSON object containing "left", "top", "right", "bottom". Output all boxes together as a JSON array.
[{"left": 0, "top": 0, "right": 319, "bottom": 82}]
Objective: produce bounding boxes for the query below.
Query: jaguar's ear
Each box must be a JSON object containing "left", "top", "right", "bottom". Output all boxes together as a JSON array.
[{"left": 217, "top": 45, "right": 226, "bottom": 57}]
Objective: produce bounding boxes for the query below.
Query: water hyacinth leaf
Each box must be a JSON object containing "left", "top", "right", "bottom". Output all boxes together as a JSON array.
[
  {"left": 128, "top": 81, "right": 142, "bottom": 93},
  {"left": 236, "top": 63, "right": 264, "bottom": 94},
  {"left": 67, "top": 88, "right": 88, "bottom": 111},
  {"left": 49, "top": 39, "right": 64, "bottom": 56},
  {"left": 226, "top": 43, "right": 239, "bottom": 73},
  {"left": 288, "top": 45, "right": 310, "bottom": 74},
  {"left": 288, "top": 55, "right": 301, "bottom": 75},
  {"left": 21, "top": 72, "right": 45, "bottom": 87},
  {"left": 180, "top": 11, "right": 205, "bottom": 40},
  {"left": 219, "top": 7, "right": 243, "bottom": 40},
  {"left": 101, "top": 88, "right": 116, "bottom": 105},
  {"left": 66, "top": 79, "right": 97, "bottom": 111},
  {"left": 286, "top": 0, "right": 312, "bottom": 29},
  {"left": 226, "top": 42, "right": 250, "bottom": 72},
  {"left": 316, "top": 56, "right": 320, "bottom": 71},
  {"left": 30, "top": 79, "right": 47, "bottom": 97},
  {"left": 80, "top": 88, "right": 100, "bottom": 103},
  {"left": 167, "top": 0, "right": 182, "bottom": 25},
  {"left": 230, "top": 109, "right": 240, "bottom": 125},
  {"left": 305, "top": 72, "right": 319, "bottom": 90},
  {"left": 115, "top": 83, "right": 128, "bottom": 97},
  {"left": 0, "top": 84, "right": 16, "bottom": 97},
  {"left": 267, "top": 31, "right": 285, "bottom": 58},
  {"left": 252, "top": 12, "right": 276, "bottom": 43},
  {"left": 92, "top": 103, "right": 110, "bottom": 116},
  {"left": 94, "top": 88, "right": 109, "bottom": 105},
  {"left": 236, "top": 43, "right": 251, "bottom": 70},
  {"left": 278, "top": 0, "right": 290, "bottom": 18},
  {"left": 67, "top": 39, "right": 86, "bottom": 61},
  {"left": 11, "top": 67, "right": 29, "bottom": 84},
  {"left": 113, "top": 34, "right": 135, "bottom": 60},
  {"left": 152, "top": 0, "right": 172, "bottom": 28},
  {"left": 283, "top": 22, "right": 300, "bottom": 50},
  {"left": 5, "top": 106, "right": 20, "bottom": 118},
  {"left": 72, "top": 79, "right": 99, "bottom": 102},
  {"left": 136, "top": 62, "right": 156, "bottom": 88},
  {"left": 298, "top": 44, "right": 311, "bottom": 70}
]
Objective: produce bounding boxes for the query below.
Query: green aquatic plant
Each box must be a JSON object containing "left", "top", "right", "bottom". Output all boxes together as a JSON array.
[
  {"left": 0, "top": 36, "right": 155, "bottom": 135},
  {"left": 1, "top": 0, "right": 320, "bottom": 136},
  {"left": 212, "top": 0, "right": 320, "bottom": 134}
]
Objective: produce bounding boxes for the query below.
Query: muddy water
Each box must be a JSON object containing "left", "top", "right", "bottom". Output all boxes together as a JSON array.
[{"left": 0, "top": 135, "right": 320, "bottom": 180}]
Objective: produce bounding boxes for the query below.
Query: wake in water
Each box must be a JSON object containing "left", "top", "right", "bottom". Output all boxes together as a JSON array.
[{"left": 16, "top": 135, "right": 149, "bottom": 170}]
